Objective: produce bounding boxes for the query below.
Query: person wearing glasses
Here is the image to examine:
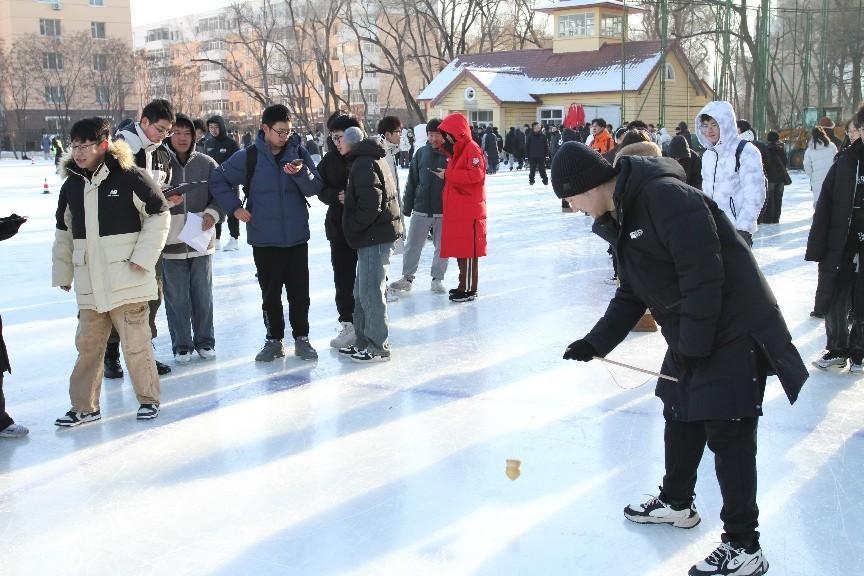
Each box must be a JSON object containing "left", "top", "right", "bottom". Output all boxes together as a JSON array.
[
  {"left": 210, "top": 104, "right": 323, "bottom": 363},
  {"left": 52, "top": 117, "right": 170, "bottom": 426},
  {"left": 806, "top": 106, "right": 864, "bottom": 372},
  {"left": 103, "top": 99, "right": 176, "bottom": 379},
  {"left": 696, "top": 101, "right": 766, "bottom": 247}
]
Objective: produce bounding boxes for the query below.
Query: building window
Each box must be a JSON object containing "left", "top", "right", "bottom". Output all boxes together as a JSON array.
[
  {"left": 93, "top": 54, "right": 106, "bottom": 71},
  {"left": 45, "top": 86, "right": 65, "bottom": 104},
  {"left": 43, "top": 52, "right": 63, "bottom": 70},
  {"left": 558, "top": 13, "right": 595, "bottom": 37},
  {"left": 40, "top": 19, "right": 61, "bottom": 37},
  {"left": 202, "top": 99, "right": 230, "bottom": 112},
  {"left": 199, "top": 40, "right": 227, "bottom": 52},
  {"left": 468, "top": 110, "right": 493, "bottom": 126},
  {"left": 538, "top": 107, "right": 564, "bottom": 125},
  {"left": 665, "top": 63, "right": 676, "bottom": 81},
  {"left": 145, "top": 27, "right": 170, "bottom": 42},
  {"left": 96, "top": 86, "right": 109, "bottom": 104},
  {"left": 90, "top": 0, "right": 105, "bottom": 5},
  {"left": 91, "top": 22, "right": 106, "bottom": 39},
  {"left": 196, "top": 17, "right": 226, "bottom": 33},
  {"left": 600, "top": 14, "right": 623, "bottom": 37}
]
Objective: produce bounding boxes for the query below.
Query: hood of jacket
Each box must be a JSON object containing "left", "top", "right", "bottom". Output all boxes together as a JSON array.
[
  {"left": 695, "top": 100, "right": 739, "bottom": 151},
  {"left": 348, "top": 138, "right": 387, "bottom": 160},
  {"left": 206, "top": 115, "right": 228, "bottom": 140},
  {"left": 667, "top": 135, "right": 692, "bottom": 159},
  {"left": 439, "top": 114, "right": 472, "bottom": 143},
  {"left": 61, "top": 139, "right": 136, "bottom": 179},
  {"left": 561, "top": 128, "right": 579, "bottom": 143},
  {"left": 614, "top": 155, "right": 688, "bottom": 212},
  {"left": 613, "top": 141, "right": 661, "bottom": 166}
]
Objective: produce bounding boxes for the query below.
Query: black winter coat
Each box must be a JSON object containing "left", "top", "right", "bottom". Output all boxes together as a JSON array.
[
  {"left": 584, "top": 156, "right": 807, "bottom": 421},
  {"left": 343, "top": 139, "right": 403, "bottom": 249},
  {"left": 764, "top": 141, "right": 789, "bottom": 184},
  {"left": 805, "top": 140, "right": 863, "bottom": 313},
  {"left": 316, "top": 151, "right": 350, "bottom": 244},
  {"left": 202, "top": 116, "right": 239, "bottom": 165},
  {"left": 526, "top": 131, "right": 549, "bottom": 159}
]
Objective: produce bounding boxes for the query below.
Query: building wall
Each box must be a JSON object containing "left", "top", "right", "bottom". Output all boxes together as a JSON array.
[{"left": 0, "top": 0, "right": 132, "bottom": 45}]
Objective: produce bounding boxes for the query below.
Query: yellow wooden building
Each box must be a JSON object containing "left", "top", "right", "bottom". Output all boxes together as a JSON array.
[{"left": 417, "top": 0, "right": 712, "bottom": 130}]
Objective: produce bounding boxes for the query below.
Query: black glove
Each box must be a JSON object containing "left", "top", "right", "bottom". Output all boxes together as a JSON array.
[
  {"left": 563, "top": 339, "right": 597, "bottom": 361},
  {"left": 0, "top": 214, "right": 27, "bottom": 242}
]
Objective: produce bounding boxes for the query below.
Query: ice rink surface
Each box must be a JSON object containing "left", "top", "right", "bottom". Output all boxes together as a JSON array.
[{"left": 0, "top": 158, "right": 861, "bottom": 575}]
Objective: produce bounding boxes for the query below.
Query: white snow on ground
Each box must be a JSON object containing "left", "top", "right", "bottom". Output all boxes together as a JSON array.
[{"left": 0, "top": 158, "right": 861, "bottom": 575}]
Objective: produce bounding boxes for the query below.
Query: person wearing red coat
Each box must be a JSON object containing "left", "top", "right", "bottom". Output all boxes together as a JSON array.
[{"left": 434, "top": 113, "right": 487, "bottom": 302}]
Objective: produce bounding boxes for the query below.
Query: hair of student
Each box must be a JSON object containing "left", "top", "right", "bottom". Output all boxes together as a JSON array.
[
  {"left": 192, "top": 118, "right": 205, "bottom": 131},
  {"left": 376, "top": 115, "right": 402, "bottom": 135},
  {"left": 699, "top": 114, "right": 714, "bottom": 123},
  {"left": 426, "top": 118, "right": 442, "bottom": 133},
  {"left": 261, "top": 104, "right": 290, "bottom": 127},
  {"left": 811, "top": 126, "right": 830, "bottom": 148},
  {"left": 326, "top": 109, "right": 351, "bottom": 130},
  {"left": 70, "top": 117, "right": 111, "bottom": 143},
  {"left": 736, "top": 119, "right": 753, "bottom": 134},
  {"left": 627, "top": 120, "right": 648, "bottom": 130},
  {"left": 591, "top": 118, "right": 607, "bottom": 128},
  {"left": 141, "top": 99, "right": 175, "bottom": 124},
  {"left": 619, "top": 129, "right": 651, "bottom": 147}
]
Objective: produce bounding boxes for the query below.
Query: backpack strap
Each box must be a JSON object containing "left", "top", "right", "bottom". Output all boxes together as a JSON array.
[
  {"left": 242, "top": 144, "right": 257, "bottom": 200},
  {"left": 734, "top": 139, "right": 748, "bottom": 172}
]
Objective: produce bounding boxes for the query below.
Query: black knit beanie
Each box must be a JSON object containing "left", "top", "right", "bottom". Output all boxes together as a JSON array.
[{"left": 550, "top": 142, "right": 618, "bottom": 198}]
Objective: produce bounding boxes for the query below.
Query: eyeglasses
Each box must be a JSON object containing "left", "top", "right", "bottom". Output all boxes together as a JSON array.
[
  {"left": 331, "top": 134, "right": 343, "bottom": 143},
  {"left": 269, "top": 127, "right": 291, "bottom": 138},
  {"left": 71, "top": 141, "right": 103, "bottom": 153},
  {"left": 150, "top": 123, "right": 174, "bottom": 137}
]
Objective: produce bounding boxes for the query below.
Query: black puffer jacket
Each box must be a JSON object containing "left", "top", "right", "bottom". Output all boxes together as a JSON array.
[
  {"left": 584, "top": 156, "right": 807, "bottom": 421},
  {"left": 343, "top": 139, "right": 403, "bottom": 249},
  {"left": 526, "top": 131, "right": 549, "bottom": 160},
  {"left": 805, "top": 140, "right": 863, "bottom": 313},
  {"left": 316, "top": 150, "right": 350, "bottom": 243},
  {"left": 202, "top": 115, "right": 239, "bottom": 165},
  {"left": 764, "top": 141, "right": 789, "bottom": 184}
]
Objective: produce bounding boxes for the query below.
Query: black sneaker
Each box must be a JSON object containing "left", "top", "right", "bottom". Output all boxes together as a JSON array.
[
  {"left": 338, "top": 345, "right": 360, "bottom": 356},
  {"left": 294, "top": 337, "right": 318, "bottom": 361},
  {"left": 104, "top": 356, "right": 123, "bottom": 379},
  {"left": 55, "top": 409, "right": 101, "bottom": 427},
  {"left": 155, "top": 360, "right": 172, "bottom": 375},
  {"left": 689, "top": 539, "right": 768, "bottom": 576},
  {"left": 136, "top": 403, "right": 160, "bottom": 420},
  {"left": 449, "top": 290, "right": 477, "bottom": 302}
]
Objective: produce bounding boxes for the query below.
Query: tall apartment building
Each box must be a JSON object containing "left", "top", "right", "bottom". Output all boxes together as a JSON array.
[{"left": 0, "top": 0, "right": 137, "bottom": 146}]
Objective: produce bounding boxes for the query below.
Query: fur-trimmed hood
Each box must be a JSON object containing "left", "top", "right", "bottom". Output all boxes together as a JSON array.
[
  {"left": 60, "top": 139, "right": 136, "bottom": 179},
  {"left": 613, "top": 141, "right": 661, "bottom": 166}
]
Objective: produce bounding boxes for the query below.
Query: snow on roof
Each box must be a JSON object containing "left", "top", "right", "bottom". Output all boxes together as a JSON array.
[
  {"left": 417, "top": 41, "right": 664, "bottom": 103},
  {"left": 535, "top": 0, "right": 630, "bottom": 12}
]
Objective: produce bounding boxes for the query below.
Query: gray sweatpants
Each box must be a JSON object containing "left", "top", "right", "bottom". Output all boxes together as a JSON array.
[{"left": 401, "top": 213, "right": 448, "bottom": 282}]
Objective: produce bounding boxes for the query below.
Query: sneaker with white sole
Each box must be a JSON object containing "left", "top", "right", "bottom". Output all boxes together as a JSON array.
[
  {"left": 0, "top": 423, "right": 29, "bottom": 438},
  {"left": 174, "top": 351, "right": 192, "bottom": 364},
  {"left": 294, "top": 337, "right": 318, "bottom": 361},
  {"left": 55, "top": 409, "right": 101, "bottom": 427},
  {"left": 390, "top": 277, "right": 413, "bottom": 291},
  {"left": 385, "top": 287, "right": 399, "bottom": 302},
  {"left": 850, "top": 359, "right": 863, "bottom": 374},
  {"left": 350, "top": 349, "right": 390, "bottom": 363},
  {"left": 811, "top": 352, "right": 847, "bottom": 370},
  {"left": 338, "top": 345, "right": 360, "bottom": 356},
  {"left": 624, "top": 492, "right": 701, "bottom": 528},
  {"left": 255, "top": 339, "right": 285, "bottom": 362},
  {"left": 689, "top": 539, "right": 769, "bottom": 576},
  {"left": 223, "top": 237, "right": 239, "bottom": 251},
  {"left": 330, "top": 322, "right": 356, "bottom": 349},
  {"left": 198, "top": 347, "right": 216, "bottom": 360},
  {"left": 136, "top": 403, "right": 160, "bottom": 420},
  {"left": 215, "top": 238, "right": 222, "bottom": 251},
  {"left": 431, "top": 279, "right": 446, "bottom": 293}
]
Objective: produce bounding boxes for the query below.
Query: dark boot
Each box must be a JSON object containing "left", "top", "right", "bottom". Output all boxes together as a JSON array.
[
  {"left": 155, "top": 359, "right": 172, "bottom": 376},
  {"left": 103, "top": 341, "right": 123, "bottom": 379}
]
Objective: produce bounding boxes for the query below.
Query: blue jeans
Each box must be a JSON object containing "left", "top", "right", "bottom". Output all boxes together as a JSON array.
[
  {"left": 353, "top": 243, "right": 393, "bottom": 356},
  {"left": 162, "top": 256, "right": 215, "bottom": 354}
]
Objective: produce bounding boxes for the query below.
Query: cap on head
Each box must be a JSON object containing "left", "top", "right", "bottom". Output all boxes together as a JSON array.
[{"left": 550, "top": 142, "right": 618, "bottom": 199}]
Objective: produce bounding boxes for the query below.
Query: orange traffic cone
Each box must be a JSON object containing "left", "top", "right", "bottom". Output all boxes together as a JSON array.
[{"left": 42, "top": 178, "right": 50, "bottom": 194}]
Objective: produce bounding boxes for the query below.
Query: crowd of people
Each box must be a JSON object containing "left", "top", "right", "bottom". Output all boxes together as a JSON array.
[{"left": 3, "top": 95, "right": 864, "bottom": 576}]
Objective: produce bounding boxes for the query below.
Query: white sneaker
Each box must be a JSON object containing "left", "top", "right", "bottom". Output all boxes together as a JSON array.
[
  {"left": 330, "top": 322, "right": 356, "bottom": 349},
  {"left": 198, "top": 347, "right": 216, "bottom": 360},
  {"left": 223, "top": 237, "right": 239, "bottom": 251},
  {"left": 385, "top": 287, "right": 399, "bottom": 302},
  {"left": 174, "top": 351, "right": 192, "bottom": 364},
  {"left": 850, "top": 360, "right": 863, "bottom": 374},
  {"left": 624, "top": 493, "right": 701, "bottom": 528},
  {"left": 215, "top": 238, "right": 222, "bottom": 250},
  {"left": 689, "top": 540, "right": 769, "bottom": 576},
  {"left": 431, "top": 279, "right": 446, "bottom": 293},
  {"left": 390, "top": 277, "right": 412, "bottom": 291},
  {"left": 0, "top": 423, "right": 29, "bottom": 438},
  {"left": 812, "top": 352, "right": 847, "bottom": 370}
]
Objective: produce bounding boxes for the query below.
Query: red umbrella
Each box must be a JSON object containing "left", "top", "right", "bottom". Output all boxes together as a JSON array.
[{"left": 564, "top": 103, "right": 584, "bottom": 128}]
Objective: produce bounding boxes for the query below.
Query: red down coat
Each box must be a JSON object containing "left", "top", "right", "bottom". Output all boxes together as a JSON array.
[{"left": 438, "top": 113, "right": 487, "bottom": 259}]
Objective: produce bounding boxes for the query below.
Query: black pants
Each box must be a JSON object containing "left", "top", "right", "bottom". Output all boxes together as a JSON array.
[
  {"left": 662, "top": 417, "right": 759, "bottom": 546},
  {"left": 215, "top": 214, "right": 240, "bottom": 240},
  {"left": 528, "top": 158, "right": 547, "bottom": 185},
  {"left": 825, "top": 249, "right": 864, "bottom": 359},
  {"left": 0, "top": 374, "right": 12, "bottom": 431},
  {"left": 763, "top": 182, "right": 785, "bottom": 224},
  {"left": 253, "top": 244, "right": 310, "bottom": 340},
  {"left": 330, "top": 238, "right": 357, "bottom": 323}
]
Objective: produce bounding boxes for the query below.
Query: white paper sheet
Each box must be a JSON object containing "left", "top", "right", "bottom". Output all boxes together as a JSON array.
[{"left": 177, "top": 212, "right": 215, "bottom": 253}]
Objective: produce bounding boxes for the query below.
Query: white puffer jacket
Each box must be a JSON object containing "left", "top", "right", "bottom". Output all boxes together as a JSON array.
[
  {"left": 696, "top": 101, "right": 766, "bottom": 234},
  {"left": 803, "top": 140, "right": 838, "bottom": 205}
]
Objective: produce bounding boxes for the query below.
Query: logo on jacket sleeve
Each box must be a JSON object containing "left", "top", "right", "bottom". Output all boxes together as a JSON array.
[
  {"left": 472, "top": 157, "right": 480, "bottom": 166},
  {"left": 629, "top": 229, "right": 643, "bottom": 239}
]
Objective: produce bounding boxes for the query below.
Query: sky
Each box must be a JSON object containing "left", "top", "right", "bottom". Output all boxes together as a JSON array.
[{"left": 130, "top": 0, "right": 237, "bottom": 26}]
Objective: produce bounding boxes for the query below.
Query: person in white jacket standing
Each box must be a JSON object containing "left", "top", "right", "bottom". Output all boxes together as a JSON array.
[
  {"left": 803, "top": 126, "right": 838, "bottom": 206},
  {"left": 696, "top": 101, "right": 766, "bottom": 246}
]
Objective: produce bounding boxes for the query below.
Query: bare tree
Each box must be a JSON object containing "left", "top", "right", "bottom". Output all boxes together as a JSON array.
[
  {"left": 4, "top": 38, "right": 40, "bottom": 156},
  {"left": 87, "top": 38, "right": 137, "bottom": 123}
]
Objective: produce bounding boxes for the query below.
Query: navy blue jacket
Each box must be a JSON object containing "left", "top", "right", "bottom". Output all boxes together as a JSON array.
[{"left": 210, "top": 131, "right": 322, "bottom": 247}]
